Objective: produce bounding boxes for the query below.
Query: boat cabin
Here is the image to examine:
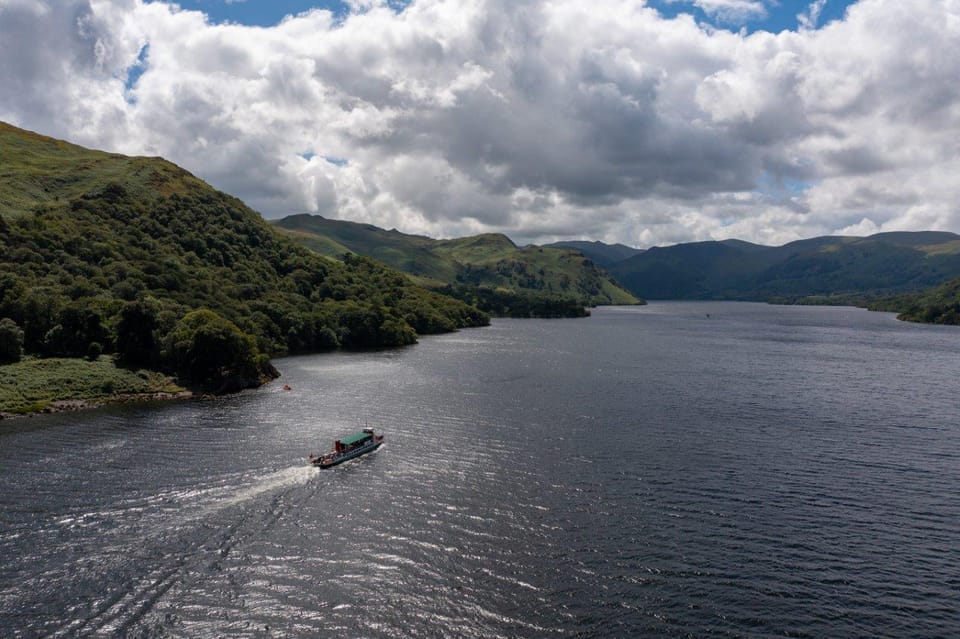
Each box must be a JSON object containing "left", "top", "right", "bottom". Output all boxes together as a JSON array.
[{"left": 334, "top": 430, "right": 374, "bottom": 453}]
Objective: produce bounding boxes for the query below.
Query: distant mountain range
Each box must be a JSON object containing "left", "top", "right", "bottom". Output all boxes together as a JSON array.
[
  {"left": 5, "top": 116, "right": 960, "bottom": 359},
  {"left": 273, "top": 213, "right": 960, "bottom": 309},
  {"left": 603, "top": 232, "right": 960, "bottom": 301},
  {"left": 272, "top": 214, "right": 640, "bottom": 308}
]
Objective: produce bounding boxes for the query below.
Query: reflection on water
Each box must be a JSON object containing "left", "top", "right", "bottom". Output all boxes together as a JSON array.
[{"left": 1, "top": 302, "right": 959, "bottom": 637}]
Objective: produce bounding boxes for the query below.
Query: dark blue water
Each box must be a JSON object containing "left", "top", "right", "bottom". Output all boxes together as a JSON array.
[{"left": 1, "top": 302, "right": 959, "bottom": 637}]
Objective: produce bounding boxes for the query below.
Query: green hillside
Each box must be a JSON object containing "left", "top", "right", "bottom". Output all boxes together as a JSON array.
[
  {"left": 276, "top": 214, "right": 459, "bottom": 283},
  {"left": 544, "top": 240, "right": 644, "bottom": 267},
  {"left": 0, "top": 125, "right": 190, "bottom": 219},
  {"left": 868, "top": 277, "right": 960, "bottom": 324},
  {"left": 273, "top": 214, "right": 641, "bottom": 313},
  {"left": 607, "top": 232, "right": 960, "bottom": 301},
  {"left": 0, "top": 122, "right": 488, "bottom": 403}
]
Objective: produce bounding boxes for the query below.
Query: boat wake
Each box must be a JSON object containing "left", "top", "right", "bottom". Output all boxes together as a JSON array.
[
  {"left": 194, "top": 465, "right": 317, "bottom": 517},
  {"left": 45, "top": 464, "right": 320, "bottom": 637}
]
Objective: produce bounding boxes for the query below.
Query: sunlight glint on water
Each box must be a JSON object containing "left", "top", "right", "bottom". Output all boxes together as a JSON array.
[{"left": 1, "top": 302, "right": 959, "bottom": 637}]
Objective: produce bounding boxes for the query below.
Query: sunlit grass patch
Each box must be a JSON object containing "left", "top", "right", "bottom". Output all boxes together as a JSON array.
[{"left": 0, "top": 357, "right": 183, "bottom": 414}]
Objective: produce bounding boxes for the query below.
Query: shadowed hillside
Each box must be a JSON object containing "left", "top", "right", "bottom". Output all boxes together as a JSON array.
[
  {"left": 0, "top": 122, "right": 488, "bottom": 402},
  {"left": 868, "top": 277, "right": 960, "bottom": 325},
  {"left": 606, "top": 232, "right": 960, "bottom": 301},
  {"left": 544, "top": 240, "right": 644, "bottom": 268}
]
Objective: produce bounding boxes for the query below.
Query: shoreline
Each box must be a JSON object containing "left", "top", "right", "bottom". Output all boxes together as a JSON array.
[{"left": 0, "top": 390, "right": 194, "bottom": 421}]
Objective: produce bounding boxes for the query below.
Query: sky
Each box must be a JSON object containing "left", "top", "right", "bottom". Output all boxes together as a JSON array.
[
  {"left": 0, "top": 0, "right": 957, "bottom": 248},
  {"left": 174, "top": 0, "right": 851, "bottom": 33}
]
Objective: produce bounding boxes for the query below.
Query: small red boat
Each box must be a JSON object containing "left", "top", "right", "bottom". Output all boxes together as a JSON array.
[{"left": 309, "top": 429, "right": 384, "bottom": 468}]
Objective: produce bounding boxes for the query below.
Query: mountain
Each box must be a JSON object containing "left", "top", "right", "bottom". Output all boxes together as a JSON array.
[
  {"left": 607, "top": 232, "right": 960, "bottom": 301},
  {"left": 272, "top": 214, "right": 458, "bottom": 283},
  {"left": 543, "top": 240, "right": 645, "bottom": 267},
  {"left": 0, "top": 122, "right": 488, "bottom": 397},
  {"left": 273, "top": 214, "right": 641, "bottom": 311}
]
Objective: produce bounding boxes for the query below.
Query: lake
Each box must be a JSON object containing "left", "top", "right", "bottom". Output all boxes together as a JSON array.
[{"left": 1, "top": 302, "right": 958, "bottom": 637}]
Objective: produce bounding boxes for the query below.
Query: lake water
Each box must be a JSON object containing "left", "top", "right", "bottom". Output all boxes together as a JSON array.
[{"left": 1, "top": 302, "right": 959, "bottom": 637}]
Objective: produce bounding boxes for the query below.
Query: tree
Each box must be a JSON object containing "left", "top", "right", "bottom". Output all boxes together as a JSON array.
[
  {"left": 0, "top": 317, "right": 24, "bottom": 364},
  {"left": 334, "top": 301, "right": 417, "bottom": 348},
  {"left": 41, "top": 302, "right": 110, "bottom": 357},
  {"left": 165, "top": 308, "right": 264, "bottom": 391},
  {"left": 116, "top": 298, "right": 161, "bottom": 367},
  {"left": 18, "top": 289, "right": 62, "bottom": 353}
]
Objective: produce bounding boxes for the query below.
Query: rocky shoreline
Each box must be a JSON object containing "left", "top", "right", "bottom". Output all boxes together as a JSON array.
[{"left": 0, "top": 390, "right": 194, "bottom": 420}]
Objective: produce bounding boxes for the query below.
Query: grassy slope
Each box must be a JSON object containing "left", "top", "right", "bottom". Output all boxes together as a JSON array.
[
  {"left": 0, "top": 357, "right": 184, "bottom": 414},
  {"left": 0, "top": 122, "right": 198, "bottom": 219},
  {"left": 436, "top": 236, "right": 638, "bottom": 305},
  {"left": 273, "top": 215, "right": 640, "bottom": 306},
  {"left": 277, "top": 214, "right": 458, "bottom": 283}
]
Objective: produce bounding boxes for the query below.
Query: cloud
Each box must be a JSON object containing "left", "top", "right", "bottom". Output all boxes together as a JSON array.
[
  {"left": 661, "top": 0, "right": 768, "bottom": 24},
  {"left": 691, "top": 0, "right": 767, "bottom": 23},
  {"left": 1, "top": 0, "right": 959, "bottom": 247},
  {"left": 797, "top": 0, "right": 829, "bottom": 30},
  {"left": 0, "top": 0, "right": 142, "bottom": 148}
]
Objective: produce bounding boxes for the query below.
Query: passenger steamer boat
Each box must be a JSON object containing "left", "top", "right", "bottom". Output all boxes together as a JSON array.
[{"left": 309, "top": 429, "right": 384, "bottom": 468}]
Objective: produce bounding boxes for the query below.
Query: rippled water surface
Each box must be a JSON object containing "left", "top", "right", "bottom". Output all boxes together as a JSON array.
[{"left": 2, "top": 302, "right": 959, "bottom": 637}]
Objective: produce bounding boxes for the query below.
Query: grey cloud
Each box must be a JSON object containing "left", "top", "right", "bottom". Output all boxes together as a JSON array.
[
  {"left": 186, "top": 39, "right": 255, "bottom": 77},
  {"left": 0, "top": 1, "right": 98, "bottom": 132},
  {"left": 3, "top": 0, "right": 960, "bottom": 247},
  {"left": 824, "top": 146, "right": 891, "bottom": 176}
]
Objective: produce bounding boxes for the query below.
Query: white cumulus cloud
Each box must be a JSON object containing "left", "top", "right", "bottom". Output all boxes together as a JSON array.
[{"left": 0, "top": 0, "right": 959, "bottom": 247}]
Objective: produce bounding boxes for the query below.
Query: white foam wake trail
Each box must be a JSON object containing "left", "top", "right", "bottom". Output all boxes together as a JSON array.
[{"left": 197, "top": 465, "right": 317, "bottom": 516}]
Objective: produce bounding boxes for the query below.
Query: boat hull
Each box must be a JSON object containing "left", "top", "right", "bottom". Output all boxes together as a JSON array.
[{"left": 312, "top": 439, "right": 383, "bottom": 469}]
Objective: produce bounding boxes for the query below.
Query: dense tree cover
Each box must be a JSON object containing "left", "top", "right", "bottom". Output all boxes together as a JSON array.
[
  {"left": 441, "top": 285, "right": 590, "bottom": 318},
  {"left": 866, "top": 277, "right": 960, "bottom": 325},
  {"left": 0, "top": 318, "right": 23, "bottom": 364},
  {"left": 166, "top": 309, "right": 269, "bottom": 392},
  {"left": 0, "top": 132, "right": 488, "bottom": 391}
]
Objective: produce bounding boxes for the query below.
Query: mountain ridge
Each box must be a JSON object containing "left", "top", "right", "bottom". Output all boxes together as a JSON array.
[
  {"left": 272, "top": 214, "right": 641, "bottom": 309},
  {"left": 542, "top": 240, "right": 645, "bottom": 267},
  {"left": 605, "top": 232, "right": 960, "bottom": 301}
]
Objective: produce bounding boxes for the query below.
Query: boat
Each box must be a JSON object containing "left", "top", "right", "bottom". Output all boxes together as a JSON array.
[{"left": 309, "top": 428, "right": 384, "bottom": 468}]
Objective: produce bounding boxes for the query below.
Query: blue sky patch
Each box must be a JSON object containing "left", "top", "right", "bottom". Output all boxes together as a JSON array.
[
  {"left": 166, "top": 1, "right": 857, "bottom": 32},
  {"left": 300, "top": 151, "right": 348, "bottom": 166},
  {"left": 324, "top": 156, "right": 349, "bottom": 167},
  {"left": 165, "top": 0, "right": 411, "bottom": 27},
  {"left": 162, "top": 1, "right": 855, "bottom": 32},
  {"left": 754, "top": 171, "right": 816, "bottom": 201},
  {"left": 124, "top": 44, "right": 150, "bottom": 103},
  {"left": 169, "top": 1, "right": 347, "bottom": 25},
  {"left": 648, "top": 0, "right": 856, "bottom": 33}
]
